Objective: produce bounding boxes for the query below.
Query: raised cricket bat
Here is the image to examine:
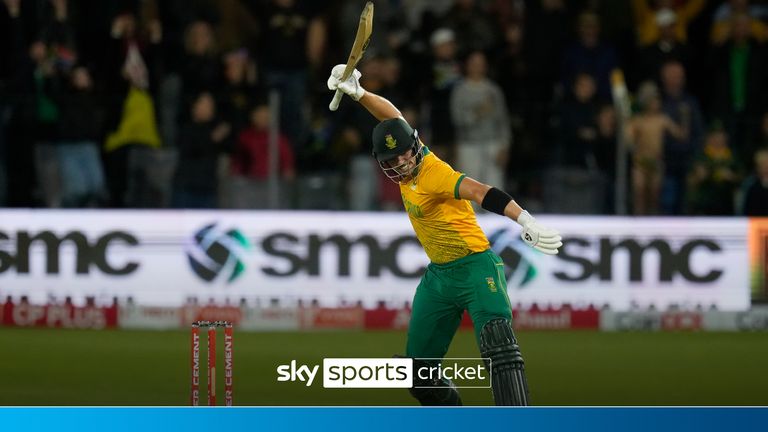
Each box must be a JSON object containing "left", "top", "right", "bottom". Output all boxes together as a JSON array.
[{"left": 329, "top": 1, "right": 374, "bottom": 111}]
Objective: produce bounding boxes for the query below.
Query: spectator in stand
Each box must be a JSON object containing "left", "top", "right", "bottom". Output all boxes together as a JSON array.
[
  {"left": 173, "top": 92, "right": 231, "bottom": 208},
  {"left": 660, "top": 60, "right": 704, "bottom": 215},
  {"left": 104, "top": 10, "right": 163, "bottom": 95},
  {"left": 594, "top": 104, "right": 618, "bottom": 214},
  {"left": 522, "top": 0, "right": 569, "bottom": 180},
  {"left": 0, "top": 0, "right": 24, "bottom": 206},
  {"left": 450, "top": 50, "right": 510, "bottom": 194},
  {"left": 525, "top": 0, "right": 568, "bottom": 106},
  {"left": 257, "top": 0, "right": 326, "bottom": 155},
  {"left": 226, "top": 100, "right": 294, "bottom": 209},
  {"left": 558, "top": 72, "right": 600, "bottom": 169},
  {"left": 755, "top": 112, "right": 768, "bottom": 150},
  {"left": 634, "top": 8, "right": 692, "bottom": 86},
  {"left": 102, "top": 10, "right": 164, "bottom": 207},
  {"left": 218, "top": 48, "right": 261, "bottom": 136},
  {"left": 180, "top": 20, "right": 221, "bottom": 103},
  {"left": 439, "top": 0, "right": 499, "bottom": 56},
  {"left": 686, "top": 126, "right": 742, "bottom": 215},
  {"left": 632, "top": 0, "right": 705, "bottom": 47},
  {"left": 495, "top": 22, "right": 531, "bottom": 160},
  {"left": 561, "top": 11, "right": 618, "bottom": 101},
  {"left": 27, "top": 40, "right": 64, "bottom": 207},
  {"left": 4, "top": 0, "right": 76, "bottom": 208},
  {"left": 710, "top": 12, "right": 768, "bottom": 164},
  {"left": 52, "top": 65, "right": 106, "bottom": 207},
  {"left": 426, "top": 28, "right": 461, "bottom": 164},
  {"left": 230, "top": 103, "right": 295, "bottom": 183},
  {"left": 495, "top": 21, "right": 528, "bottom": 115},
  {"left": 711, "top": 0, "right": 768, "bottom": 46},
  {"left": 212, "top": 0, "right": 258, "bottom": 53},
  {"left": 627, "top": 81, "right": 686, "bottom": 215},
  {"left": 738, "top": 147, "right": 768, "bottom": 215}
]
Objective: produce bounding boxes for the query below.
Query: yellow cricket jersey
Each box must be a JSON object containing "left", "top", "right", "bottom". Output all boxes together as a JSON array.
[{"left": 400, "top": 147, "right": 490, "bottom": 264}]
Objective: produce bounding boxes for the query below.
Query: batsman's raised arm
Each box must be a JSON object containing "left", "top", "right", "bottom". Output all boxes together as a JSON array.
[{"left": 327, "top": 64, "right": 401, "bottom": 121}]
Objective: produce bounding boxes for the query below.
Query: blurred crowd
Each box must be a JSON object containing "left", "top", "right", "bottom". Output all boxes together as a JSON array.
[{"left": 0, "top": 0, "right": 767, "bottom": 215}]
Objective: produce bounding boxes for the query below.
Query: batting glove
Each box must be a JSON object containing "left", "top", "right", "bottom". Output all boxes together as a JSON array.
[
  {"left": 516, "top": 211, "right": 562, "bottom": 255},
  {"left": 327, "top": 64, "right": 365, "bottom": 101}
]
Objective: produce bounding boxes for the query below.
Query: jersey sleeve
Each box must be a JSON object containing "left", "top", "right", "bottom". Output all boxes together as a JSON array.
[{"left": 420, "top": 159, "right": 466, "bottom": 200}]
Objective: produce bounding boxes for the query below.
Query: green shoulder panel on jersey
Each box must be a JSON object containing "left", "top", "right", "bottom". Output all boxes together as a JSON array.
[{"left": 454, "top": 174, "right": 466, "bottom": 200}]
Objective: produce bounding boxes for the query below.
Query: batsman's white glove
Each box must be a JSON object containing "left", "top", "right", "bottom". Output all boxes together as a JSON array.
[
  {"left": 516, "top": 211, "right": 562, "bottom": 255},
  {"left": 327, "top": 64, "right": 365, "bottom": 101}
]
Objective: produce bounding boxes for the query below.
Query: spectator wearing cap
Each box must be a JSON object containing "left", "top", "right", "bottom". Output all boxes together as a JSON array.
[
  {"left": 632, "top": 0, "right": 705, "bottom": 47},
  {"left": 711, "top": 0, "right": 768, "bottom": 46},
  {"left": 634, "top": 8, "right": 691, "bottom": 85}
]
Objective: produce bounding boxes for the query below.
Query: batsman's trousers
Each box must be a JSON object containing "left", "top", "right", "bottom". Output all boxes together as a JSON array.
[{"left": 406, "top": 249, "right": 513, "bottom": 359}]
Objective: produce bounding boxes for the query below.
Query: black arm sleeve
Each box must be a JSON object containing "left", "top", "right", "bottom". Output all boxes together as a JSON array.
[{"left": 481, "top": 187, "right": 513, "bottom": 215}]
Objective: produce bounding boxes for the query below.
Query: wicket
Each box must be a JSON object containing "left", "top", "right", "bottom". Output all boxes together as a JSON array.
[{"left": 191, "top": 320, "right": 233, "bottom": 406}]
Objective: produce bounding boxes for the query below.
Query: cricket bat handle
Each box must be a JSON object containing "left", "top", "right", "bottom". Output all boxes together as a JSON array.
[{"left": 329, "top": 88, "right": 344, "bottom": 111}]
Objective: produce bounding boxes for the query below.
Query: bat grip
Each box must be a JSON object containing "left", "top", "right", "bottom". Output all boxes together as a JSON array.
[{"left": 329, "top": 89, "right": 344, "bottom": 111}]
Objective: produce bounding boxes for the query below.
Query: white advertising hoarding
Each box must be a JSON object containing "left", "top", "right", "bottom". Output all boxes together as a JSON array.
[{"left": 0, "top": 210, "right": 750, "bottom": 310}]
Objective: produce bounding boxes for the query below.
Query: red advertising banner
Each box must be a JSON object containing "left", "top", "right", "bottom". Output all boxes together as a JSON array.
[
  {"left": 1, "top": 301, "right": 118, "bottom": 329},
  {"left": 300, "top": 307, "right": 365, "bottom": 330},
  {"left": 601, "top": 310, "right": 705, "bottom": 331},
  {"left": 362, "top": 306, "right": 600, "bottom": 331},
  {"left": 660, "top": 312, "right": 703, "bottom": 331},
  {"left": 364, "top": 307, "right": 411, "bottom": 330},
  {"left": 180, "top": 305, "right": 243, "bottom": 326},
  {"left": 512, "top": 307, "right": 600, "bottom": 330}
]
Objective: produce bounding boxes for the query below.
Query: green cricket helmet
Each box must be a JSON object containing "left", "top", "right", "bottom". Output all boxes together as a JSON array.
[{"left": 371, "top": 118, "right": 424, "bottom": 183}]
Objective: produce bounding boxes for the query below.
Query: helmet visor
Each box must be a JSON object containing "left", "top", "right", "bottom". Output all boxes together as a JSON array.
[{"left": 378, "top": 142, "right": 424, "bottom": 184}]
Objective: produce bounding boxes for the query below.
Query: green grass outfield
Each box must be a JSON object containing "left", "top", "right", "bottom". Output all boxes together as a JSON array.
[{"left": 1, "top": 327, "right": 767, "bottom": 406}]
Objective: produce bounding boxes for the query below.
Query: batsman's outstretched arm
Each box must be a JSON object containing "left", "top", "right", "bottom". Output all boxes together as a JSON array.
[
  {"left": 326, "top": 64, "right": 401, "bottom": 121},
  {"left": 459, "top": 176, "right": 562, "bottom": 255}
]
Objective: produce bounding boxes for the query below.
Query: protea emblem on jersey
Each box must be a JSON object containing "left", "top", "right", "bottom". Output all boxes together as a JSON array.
[
  {"left": 385, "top": 134, "right": 397, "bottom": 149},
  {"left": 486, "top": 277, "right": 497, "bottom": 292}
]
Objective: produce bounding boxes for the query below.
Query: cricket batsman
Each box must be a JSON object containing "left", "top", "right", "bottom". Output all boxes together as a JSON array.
[{"left": 327, "top": 65, "right": 562, "bottom": 406}]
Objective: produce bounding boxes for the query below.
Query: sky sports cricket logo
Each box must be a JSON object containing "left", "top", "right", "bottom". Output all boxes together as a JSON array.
[
  {"left": 185, "top": 223, "right": 250, "bottom": 284},
  {"left": 276, "top": 358, "right": 491, "bottom": 388}
]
